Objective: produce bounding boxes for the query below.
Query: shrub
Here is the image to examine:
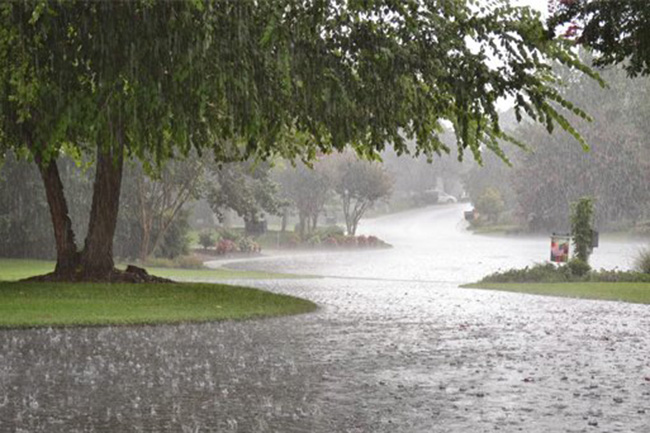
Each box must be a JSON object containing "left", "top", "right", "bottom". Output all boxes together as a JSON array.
[
  {"left": 238, "top": 237, "right": 261, "bottom": 253},
  {"left": 475, "top": 187, "right": 505, "bottom": 223},
  {"left": 306, "top": 234, "right": 321, "bottom": 247},
  {"left": 635, "top": 248, "right": 650, "bottom": 274},
  {"left": 566, "top": 258, "right": 591, "bottom": 277},
  {"left": 198, "top": 230, "right": 216, "bottom": 249},
  {"left": 480, "top": 262, "right": 570, "bottom": 283},
  {"left": 216, "top": 239, "right": 238, "bottom": 255},
  {"left": 480, "top": 261, "right": 650, "bottom": 284},
  {"left": 218, "top": 228, "right": 241, "bottom": 242},
  {"left": 588, "top": 269, "right": 650, "bottom": 283}
]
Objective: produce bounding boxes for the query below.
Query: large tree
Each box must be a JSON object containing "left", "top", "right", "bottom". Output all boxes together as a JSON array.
[{"left": 0, "top": 0, "right": 596, "bottom": 281}]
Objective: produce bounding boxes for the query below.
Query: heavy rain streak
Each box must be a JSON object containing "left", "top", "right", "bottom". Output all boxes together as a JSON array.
[{"left": 0, "top": 1, "right": 649, "bottom": 432}]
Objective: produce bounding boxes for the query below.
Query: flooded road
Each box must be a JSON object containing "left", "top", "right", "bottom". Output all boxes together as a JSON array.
[
  {"left": 1, "top": 205, "right": 649, "bottom": 432},
  {"left": 227, "top": 203, "right": 646, "bottom": 283}
]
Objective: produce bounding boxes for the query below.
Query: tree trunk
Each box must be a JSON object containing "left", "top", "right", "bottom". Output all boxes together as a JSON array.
[
  {"left": 137, "top": 173, "right": 152, "bottom": 263},
  {"left": 312, "top": 213, "right": 319, "bottom": 231},
  {"left": 281, "top": 209, "right": 288, "bottom": 233},
  {"left": 37, "top": 158, "right": 80, "bottom": 277},
  {"left": 80, "top": 142, "right": 124, "bottom": 279},
  {"left": 298, "top": 212, "right": 306, "bottom": 239},
  {"left": 139, "top": 225, "right": 151, "bottom": 263}
]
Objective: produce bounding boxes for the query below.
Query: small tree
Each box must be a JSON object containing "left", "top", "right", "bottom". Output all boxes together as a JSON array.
[
  {"left": 570, "top": 197, "right": 595, "bottom": 264},
  {"left": 332, "top": 155, "right": 393, "bottom": 236},
  {"left": 276, "top": 161, "right": 333, "bottom": 239},
  {"left": 475, "top": 187, "right": 505, "bottom": 223},
  {"left": 207, "top": 161, "right": 283, "bottom": 233}
]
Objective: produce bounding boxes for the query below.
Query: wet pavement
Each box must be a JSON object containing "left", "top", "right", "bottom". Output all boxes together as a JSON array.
[{"left": 1, "top": 204, "right": 649, "bottom": 432}]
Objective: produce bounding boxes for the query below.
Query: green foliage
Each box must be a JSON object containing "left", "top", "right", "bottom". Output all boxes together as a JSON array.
[
  {"left": 481, "top": 263, "right": 571, "bottom": 283},
  {"left": 114, "top": 205, "right": 192, "bottom": 261},
  {"left": 570, "top": 197, "right": 595, "bottom": 264},
  {"left": 480, "top": 262, "right": 650, "bottom": 284},
  {"left": 551, "top": 0, "right": 650, "bottom": 77},
  {"left": 587, "top": 269, "right": 650, "bottom": 283},
  {"left": 118, "top": 155, "right": 205, "bottom": 261},
  {"left": 635, "top": 248, "right": 650, "bottom": 274},
  {"left": 237, "top": 237, "right": 260, "bottom": 254},
  {"left": 155, "top": 209, "right": 191, "bottom": 259},
  {"left": 217, "top": 228, "right": 242, "bottom": 243},
  {"left": 208, "top": 161, "right": 283, "bottom": 225},
  {"left": 475, "top": 187, "right": 505, "bottom": 223},
  {"left": 566, "top": 258, "right": 591, "bottom": 277},
  {"left": 198, "top": 230, "right": 215, "bottom": 250},
  {"left": 1, "top": 1, "right": 599, "bottom": 169}
]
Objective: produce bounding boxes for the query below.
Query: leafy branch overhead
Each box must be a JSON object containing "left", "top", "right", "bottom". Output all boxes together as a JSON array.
[{"left": 1, "top": 0, "right": 598, "bottom": 168}]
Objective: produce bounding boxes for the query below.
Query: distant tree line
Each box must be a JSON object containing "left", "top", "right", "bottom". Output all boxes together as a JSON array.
[{"left": 464, "top": 58, "right": 650, "bottom": 232}]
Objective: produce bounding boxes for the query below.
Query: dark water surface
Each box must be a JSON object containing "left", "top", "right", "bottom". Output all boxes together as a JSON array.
[{"left": 2, "top": 205, "right": 649, "bottom": 432}]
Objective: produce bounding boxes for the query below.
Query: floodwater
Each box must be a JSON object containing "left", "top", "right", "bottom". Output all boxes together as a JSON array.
[
  {"left": 1, "top": 204, "right": 649, "bottom": 432},
  {"left": 226, "top": 203, "right": 647, "bottom": 283}
]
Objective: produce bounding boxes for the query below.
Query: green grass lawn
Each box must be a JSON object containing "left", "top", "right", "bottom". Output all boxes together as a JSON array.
[
  {"left": 463, "top": 282, "right": 650, "bottom": 304},
  {"left": 0, "top": 281, "right": 316, "bottom": 328},
  {"left": 0, "top": 259, "right": 306, "bottom": 282}
]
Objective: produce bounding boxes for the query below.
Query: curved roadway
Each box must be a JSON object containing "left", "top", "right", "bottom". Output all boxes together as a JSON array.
[{"left": 1, "top": 204, "right": 649, "bottom": 432}]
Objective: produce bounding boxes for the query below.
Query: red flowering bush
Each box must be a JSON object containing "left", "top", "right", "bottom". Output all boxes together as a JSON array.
[{"left": 216, "top": 239, "right": 238, "bottom": 255}]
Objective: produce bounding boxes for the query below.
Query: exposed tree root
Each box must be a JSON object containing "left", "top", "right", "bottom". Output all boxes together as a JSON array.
[{"left": 22, "top": 265, "right": 173, "bottom": 284}]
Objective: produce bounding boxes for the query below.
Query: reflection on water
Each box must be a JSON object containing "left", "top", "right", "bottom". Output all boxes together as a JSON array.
[{"left": 1, "top": 204, "right": 649, "bottom": 432}]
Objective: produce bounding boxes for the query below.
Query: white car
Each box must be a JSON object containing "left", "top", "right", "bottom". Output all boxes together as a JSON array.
[{"left": 437, "top": 191, "right": 457, "bottom": 204}]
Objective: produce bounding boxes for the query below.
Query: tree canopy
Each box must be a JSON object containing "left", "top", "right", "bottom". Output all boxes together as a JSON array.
[
  {"left": 1, "top": 1, "right": 598, "bottom": 164},
  {"left": 0, "top": 0, "right": 600, "bottom": 280}
]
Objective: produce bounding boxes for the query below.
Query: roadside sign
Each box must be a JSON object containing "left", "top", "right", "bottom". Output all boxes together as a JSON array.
[{"left": 551, "top": 234, "right": 570, "bottom": 263}]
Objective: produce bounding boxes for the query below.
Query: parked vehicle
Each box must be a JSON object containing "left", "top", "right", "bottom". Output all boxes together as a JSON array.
[{"left": 436, "top": 191, "right": 458, "bottom": 204}]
